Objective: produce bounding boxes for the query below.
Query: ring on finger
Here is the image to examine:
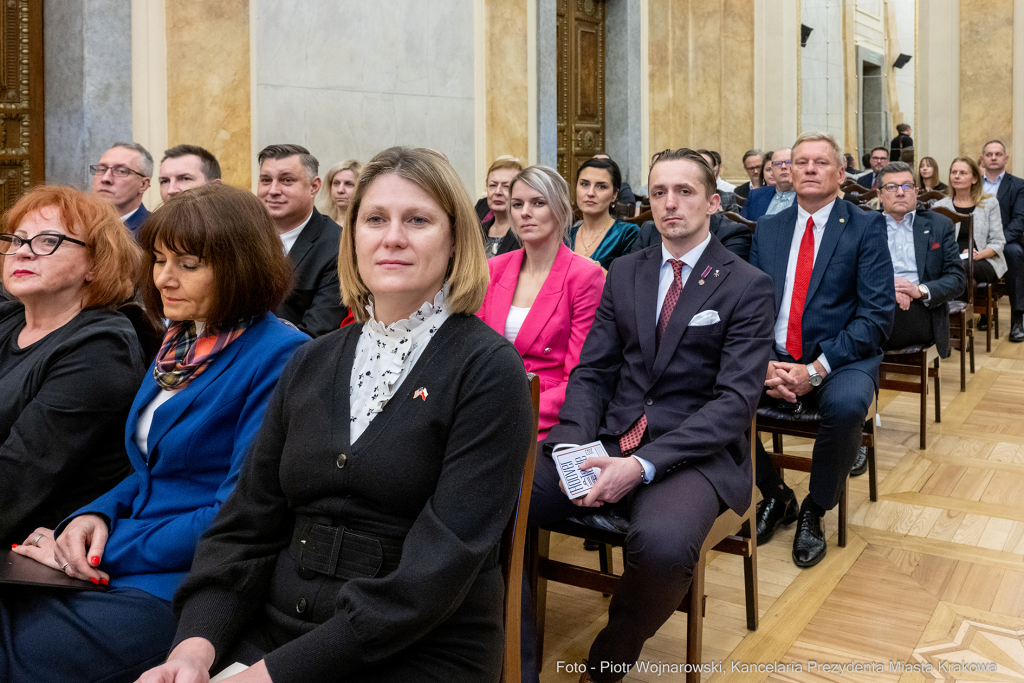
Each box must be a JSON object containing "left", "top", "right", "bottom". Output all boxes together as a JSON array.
[
  {"left": 61, "top": 562, "right": 70, "bottom": 573},
  {"left": 31, "top": 533, "right": 42, "bottom": 546}
]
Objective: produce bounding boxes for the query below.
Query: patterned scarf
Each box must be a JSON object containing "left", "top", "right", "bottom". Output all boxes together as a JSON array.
[{"left": 152, "top": 320, "right": 248, "bottom": 390}]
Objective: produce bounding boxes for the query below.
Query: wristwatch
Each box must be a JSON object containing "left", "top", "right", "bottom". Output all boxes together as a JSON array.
[
  {"left": 806, "top": 364, "right": 823, "bottom": 387},
  {"left": 918, "top": 284, "right": 930, "bottom": 303}
]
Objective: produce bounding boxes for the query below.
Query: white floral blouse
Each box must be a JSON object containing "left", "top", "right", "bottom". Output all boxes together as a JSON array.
[{"left": 349, "top": 287, "right": 450, "bottom": 443}]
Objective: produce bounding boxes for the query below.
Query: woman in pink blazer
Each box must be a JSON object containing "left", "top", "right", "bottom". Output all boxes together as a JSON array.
[{"left": 479, "top": 165, "right": 606, "bottom": 438}]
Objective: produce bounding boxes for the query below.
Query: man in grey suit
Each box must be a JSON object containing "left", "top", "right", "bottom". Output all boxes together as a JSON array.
[{"left": 877, "top": 162, "right": 965, "bottom": 355}]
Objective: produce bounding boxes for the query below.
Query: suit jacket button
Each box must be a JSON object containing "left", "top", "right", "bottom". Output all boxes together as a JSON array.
[
  {"left": 337, "top": 453, "right": 347, "bottom": 469},
  {"left": 645, "top": 398, "right": 654, "bottom": 406},
  {"left": 544, "top": 347, "right": 552, "bottom": 354},
  {"left": 296, "top": 597, "right": 308, "bottom": 614}
]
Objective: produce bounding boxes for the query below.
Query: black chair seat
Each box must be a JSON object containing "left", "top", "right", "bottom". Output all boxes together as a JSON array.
[
  {"left": 885, "top": 344, "right": 930, "bottom": 355},
  {"left": 756, "top": 404, "right": 822, "bottom": 423},
  {"left": 948, "top": 301, "right": 968, "bottom": 314}
]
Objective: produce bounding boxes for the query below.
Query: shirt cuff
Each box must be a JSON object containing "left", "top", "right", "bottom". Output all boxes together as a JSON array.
[
  {"left": 816, "top": 354, "right": 831, "bottom": 375},
  {"left": 632, "top": 455, "right": 655, "bottom": 484}
]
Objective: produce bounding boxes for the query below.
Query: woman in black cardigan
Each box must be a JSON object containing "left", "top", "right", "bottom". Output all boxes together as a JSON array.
[{"left": 139, "top": 147, "right": 535, "bottom": 683}]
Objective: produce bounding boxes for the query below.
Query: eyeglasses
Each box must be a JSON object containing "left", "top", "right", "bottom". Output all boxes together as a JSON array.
[
  {"left": 771, "top": 159, "right": 792, "bottom": 167},
  {"left": 89, "top": 164, "right": 146, "bottom": 179},
  {"left": 880, "top": 183, "right": 916, "bottom": 193},
  {"left": 0, "top": 233, "right": 87, "bottom": 256}
]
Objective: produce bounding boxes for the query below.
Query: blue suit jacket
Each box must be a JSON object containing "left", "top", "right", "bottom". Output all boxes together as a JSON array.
[
  {"left": 124, "top": 204, "right": 150, "bottom": 236},
  {"left": 55, "top": 313, "right": 308, "bottom": 601},
  {"left": 749, "top": 199, "right": 895, "bottom": 381},
  {"left": 740, "top": 186, "right": 778, "bottom": 221}
]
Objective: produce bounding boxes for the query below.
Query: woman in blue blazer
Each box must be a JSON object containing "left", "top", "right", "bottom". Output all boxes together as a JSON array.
[{"left": 3, "top": 185, "right": 308, "bottom": 683}]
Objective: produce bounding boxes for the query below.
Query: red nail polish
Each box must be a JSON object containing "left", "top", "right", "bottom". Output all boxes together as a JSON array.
[
  {"left": 89, "top": 577, "right": 98, "bottom": 585},
  {"left": 90, "top": 556, "right": 99, "bottom": 565},
  {"left": 11, "top": 544, "right": 17, "bottom": 549},
  {"left": 100, "top": 578, "right": 109, "bottom": 586}
]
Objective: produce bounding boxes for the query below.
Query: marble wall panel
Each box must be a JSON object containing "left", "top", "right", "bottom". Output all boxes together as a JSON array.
[
  {"left": 959, "top": 0, "right": 1013, "bottom": 158},
  {"left": 485, "top": 0, "right": 528, "bottom": 164},
  {"left": 721, "top": 0, "right": 755, "bottom": 181},
  {"left": 605, "top": 0, "right": 644, "bottom": 187},
  {"left": 166, "top": 0, "right": 251, "bottom": 188},
  {"left": 255, "top": 0, "right": 476, "bottom": 191},
  {"left": 800, "top": 0, "right": 844, "bottom": 145}
]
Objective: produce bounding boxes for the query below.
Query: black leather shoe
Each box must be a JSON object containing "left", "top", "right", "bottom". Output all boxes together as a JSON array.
[
  {"left": 1011, "top": 321, "right": 1024, "bottom": 343},
  {"left": 755, "top": 490, "right": 798, "bottom": 545},
  {"left": 978, "top": 315, "right": 989, "bottom": 331},
  {"left": 850, "top": 446, "right": 868, "bottom": 477},
  {"left": 792, "top": 509, "right": 827, "bottom": 568}
]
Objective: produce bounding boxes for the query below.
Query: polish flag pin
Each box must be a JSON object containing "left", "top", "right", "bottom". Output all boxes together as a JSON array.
[{"left": 414, "top": 387, "right": 429, "bottom": 401}]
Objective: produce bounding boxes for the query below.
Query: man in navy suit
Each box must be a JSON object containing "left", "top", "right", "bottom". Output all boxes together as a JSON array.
[
  {"left": 980, "top": 140, "right": 1024, "bottom": 341},
  {"left": 857, "top": 146, "right": 891, "bottom": 189},
  {"left": 741, "top": 147, "right": 794, "bottom": 221},
  {"left": 524, "top": 149, "right": 775, "bottom": 682},
  {"left": 877, "top": 161, "right": 965, "bottom": 355},
  {"left": 750, "top": 132, "right": 895, "bottom": 569},
  {"left": 91, "top": 142, "right": 152, "bottom": 236}
]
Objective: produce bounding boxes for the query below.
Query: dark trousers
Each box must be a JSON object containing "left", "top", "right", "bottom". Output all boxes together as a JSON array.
[
  {"left": 521, "top": 446, "right": 722, "bottom": 683},
  {"left": 755, "top": 366, "right": 875, "bottom": 510},
  {"left": 1004, "top": 241, "right": 1024, "bottom": 312},
  {"left": 884, "top": 300, "right": 934, "bottom": 350},
  {"left": 0, "top": 586, "right": 176, "bottom": 683}
]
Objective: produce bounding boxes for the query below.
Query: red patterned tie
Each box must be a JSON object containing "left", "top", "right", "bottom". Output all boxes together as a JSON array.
[
  {"left": 786, "top": 217, "right": 816, "bottom": 360},
  {"left": 620, "top": 259, "right": 685, "bottom": 455}
]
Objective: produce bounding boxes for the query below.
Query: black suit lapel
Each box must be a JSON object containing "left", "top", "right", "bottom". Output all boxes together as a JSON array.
[
  {"left": 912, "top": 212, "right": 931, "bottom": 282},
  {"left": 288, "top": 209, "right": 323, "bottom": 269},
  {"left": 634, "top": 249, "right": 660, "bottom": 378},
  {"left": 998, "top": 175, "right": 1011, "bottom": 205}
]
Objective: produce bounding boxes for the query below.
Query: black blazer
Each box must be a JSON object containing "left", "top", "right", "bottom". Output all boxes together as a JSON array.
[
  {"left": 995, "top": 172, "right": 1024, "bottom": 245},
  {"left": 124, "top": 203, "right": 150, "bottom": 236},
  {"left": 896, "top": 210, "right": 966, "bottom": 357},
  {"left": 546, "top": 234, "right": 775, "bottom": 514},
  {"left": 750, "top": 199, "right": 895, "bottom": 380},
  {"left": 858, "top": 172, "right": 879, "bottom": 189},
  {"left": 276, "top": 209, "right": 347, "bottom": 337},
  {"left": 628, "top": 213, "right": 751, "bottom": 262}
]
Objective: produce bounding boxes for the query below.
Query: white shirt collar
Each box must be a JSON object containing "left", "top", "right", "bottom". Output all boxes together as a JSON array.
[
  {"left": 120, "top": 206, "right": 140, "bottom": 222},
  {"left": 796, "top": 197, "right": 837, "bottom": 231},
  {"left": 279, "top": 211, "right": 315, "bottom": 255},
  {"left": 985, "top": 171, "right": 1006, "bottom": 185},
  {"left": 660, "top": 231, "right": 712, "bottom": 269},
  {"left": 884, "top": 210, "right": 916, "bottom": 231}
]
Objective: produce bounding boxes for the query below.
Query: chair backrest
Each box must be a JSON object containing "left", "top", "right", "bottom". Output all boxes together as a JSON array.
[
  {"left": 932, "top": 206, "right": 974, "bottom": 305},
  {"left": 735, "top": 193, "right": 746, "bottom": 208},
  {"left": 723, "top": 211, "right": 756, "bottom": 233},
  {"left": 500, "top": 373, "right": 540, "bottom": 683},
  {"left": 624, "top": 208, "right": 652, "bottom": 226},
  {"left": 920, "top": 189, "right": 946, "bottom": 206}
]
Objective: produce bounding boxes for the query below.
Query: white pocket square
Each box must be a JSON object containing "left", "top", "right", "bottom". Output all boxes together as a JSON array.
[{"left": 688, "top": 310, "right": 720, "bottom": 326}]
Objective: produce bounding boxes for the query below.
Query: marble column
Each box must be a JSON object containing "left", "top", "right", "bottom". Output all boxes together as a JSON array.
[{"left": 486, "top": 0, "right": 529, "bottom": 165}]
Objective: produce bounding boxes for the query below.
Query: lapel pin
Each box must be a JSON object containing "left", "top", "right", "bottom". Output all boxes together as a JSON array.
[
  {"left": 839, "top": 218, "right": 845, "bottom": 223},
  {"left": 414, "top": 387, "right": 428, "bottom": 401},
  {"left": 714, "top": 269, "right": 720, "bottom": 277},
  {"left": 698, "top": 279, "right": 704, "bottom": 285}
]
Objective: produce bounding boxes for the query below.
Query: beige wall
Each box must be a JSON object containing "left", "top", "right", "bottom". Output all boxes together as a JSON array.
[
  {"left": 485, "top": 0, "right": 530, "bottom": 168},
  {"left": 959, "top": 0, "right": 1014, "bottom": 161},
  {"left": 754, "top": 0, "right": 799, "bottom": 155},
  {"left": 165, "top": 1, "right": 251, "bottom": 189},
  {"left": 649, "top": 0, "right": 755, "bottom": 181}
]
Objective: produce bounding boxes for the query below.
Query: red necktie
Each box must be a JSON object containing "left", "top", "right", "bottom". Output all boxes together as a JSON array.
[
  {"left": 621, "top": 259, "right": 685, "bottom": 455},
  {"left": 871, "top": 174, "right": 878, "bottom": 189},
  {"left": 786, "top": 217, "right": 815, "bottom": 360}
]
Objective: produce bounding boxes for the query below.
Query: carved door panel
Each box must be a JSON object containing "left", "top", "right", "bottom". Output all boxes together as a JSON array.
[
  {"left": 556, "top": 0, "right": 605, "bottom": 188},
  {"left": 0, "top": 1, "right": 43, "bottom": 214}
]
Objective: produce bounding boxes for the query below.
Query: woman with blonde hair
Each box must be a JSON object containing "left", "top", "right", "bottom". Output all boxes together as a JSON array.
[
  {"left": 481, "top": 156, "right": 524, "bottom": 258},
  {"left": 139, "top": 147, "right": 535, "bottom": 683},
  {"left": 315, "top": 159, "right": 362, "bottom": 222}
]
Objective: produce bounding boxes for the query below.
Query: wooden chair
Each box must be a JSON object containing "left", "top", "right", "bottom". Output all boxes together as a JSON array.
[
  {"left": 920, "top": 189, "right": 946, "bottom": 208},
  {"left": 528, "top": 418, "right": 759, "bottom": 683},
  {"left": 880, "top": 345, "right": 940, "bottom": 450},
  {"left": 840, "top": 179, "right": 861, "bottom": 192},
  {"left": 735, "top": 193, "right": 746, "bottom": 208},
  {"left": 624, "top": 209, "right": 652, "bottom": 227},
  {"left": 499, "top": 374, "right": 540, "bottom": 683},
  {"left": 723, "top": 211, "right": 756, "bottom": 233},
  {"left": 932, "top": 207, "right": 975, "bottom": 390},
  {"left": 845, "top": 188, "right": 878, "bottom": 204},
  {"left": 613, "top": 201, "right": 637, "bottom": 221},
  {"left": 756, "top": 397, "right": 877, "bottom": 548}
]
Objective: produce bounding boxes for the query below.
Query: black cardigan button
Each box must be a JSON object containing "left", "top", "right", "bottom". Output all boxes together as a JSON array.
[
  {"left": 337, "top": 453, "right": 347, "bottom": 469},
  {"left": 296, "top": 597, "right": 308, "bottom": 614}
]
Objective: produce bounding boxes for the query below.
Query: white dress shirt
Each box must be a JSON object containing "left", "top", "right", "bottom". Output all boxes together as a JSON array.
[
  {"left": 885, "top": 211, "right": 919, "bottom": 285},
  {"left": 716, "top": 177, "right": 737, "bottom": 193},
  {"left": 120, "top": 206, "right": 140, "bottom": 223},
  {"left": 279, "top": 211, "right": 314, "bottom": 255},
  {"left": 656, "top": 233, "right": 712, "bottom": 325},
  {"left": 983, "top": 171, "right": 1005, "bottom": 197},
  {"left": 774, "top": 199, "right": 834, "bottom": 372}
]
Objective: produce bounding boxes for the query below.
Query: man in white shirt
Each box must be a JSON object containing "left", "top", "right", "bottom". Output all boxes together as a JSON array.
[
  {"left": 90, "top": 142, "right": 152, "bottom": 235},
  {"left": 749, "top": 132, "right": 895, "bottom": 569},
  {"left": 256, "top": 144, "right": 347, "bottom": 336}
]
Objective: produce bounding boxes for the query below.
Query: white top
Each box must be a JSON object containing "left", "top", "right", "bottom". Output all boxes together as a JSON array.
[
  {"left": 349, "top": 287, "right": 450, "bottom": 443},
  {"left": 504, "top": 306, "right": 530, "bottom": 343},
  {"left": 279, "top": 211, "right": 314, "bottom": 255},
  {"left": 656, "top": 233, "right": 711, "bottom": 325},
  {"left": 885, "top": 211, "right": 919, "bottom": 285},
  {"left": 716, "top": 177, "right": 737, "bottom": 193},
  {"left": 135, "top": 321, "right": 205, "bottom": 456},
  {"left": 774, "top": 199, "right": 834, "bottom": 372},
  {"left": 120, "top": 206, "right": 140, "bottom": 222}
]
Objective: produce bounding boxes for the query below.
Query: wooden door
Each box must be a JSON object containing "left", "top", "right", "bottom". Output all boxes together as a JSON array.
[
  {"left": 556, "top": 0, "right": 605, "bottom": 188},
  {"left": 0, "top": 0, "right": 43, "bottom": 214}
]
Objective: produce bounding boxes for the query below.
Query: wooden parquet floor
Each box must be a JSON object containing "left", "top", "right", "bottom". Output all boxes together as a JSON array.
[{"left": 538, "top": 312, "right": 1024, "bottom": 682}]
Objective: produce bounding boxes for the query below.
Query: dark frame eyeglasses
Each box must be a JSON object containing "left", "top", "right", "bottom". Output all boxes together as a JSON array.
[
  {"left": 89, "top": 164, "right": 146, "bottom": 179},
  {"left": 0, "top": 233, "right": 88, "bottom": 256},
  {"left": 880, "top": 183, "right": 916, "bottom": 193}
]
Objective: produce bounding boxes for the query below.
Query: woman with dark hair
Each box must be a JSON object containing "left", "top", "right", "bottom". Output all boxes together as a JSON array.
[
  {"left": 918, "top": 156, "right": 948, "bottom": 192},
  {"left": 4, "top": 183, "right": 308, "bottom": 683},
  {"left": 761, "top": 150, "right": 776, "bottom": 187},
  {"left": 136, "top": 147, "right": 534, "bottom": 683},
  {"left": 569, "top": 156, "right": 638, "bottom": 269},
  {"left": 0, "top": 185, "right": 146, "bottom": 546}
]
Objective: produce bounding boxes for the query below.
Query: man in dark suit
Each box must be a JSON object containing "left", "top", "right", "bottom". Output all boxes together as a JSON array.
[
  {"left": 524, "top": 149, "right": 775, "bottom": 683},
  {"left": 741, "top": 147, "right": 794, "bottom": 221},
  {"left": 877, "top": 162, "right": 965, "bottom": 355},
  {"left": 735, "top": 148, "right": 764, "bottom": 199},
  {"left": 981, "top": 140, "right": 1024, "bottom": 341},
  {"left": 628, "top": 211, "right": 752, "bottom": 261},
  {"left": 257, "top": 144, "right": 347, "bottom": 337},
  {"left": 857, "top": 146, "right": 891, "bottom": 189},
  {"left": 90, "top": 142, "right": 152, "bottom": 236},
  {"left": 750, "top": 132, "right": 895, "bottom": 569}
]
